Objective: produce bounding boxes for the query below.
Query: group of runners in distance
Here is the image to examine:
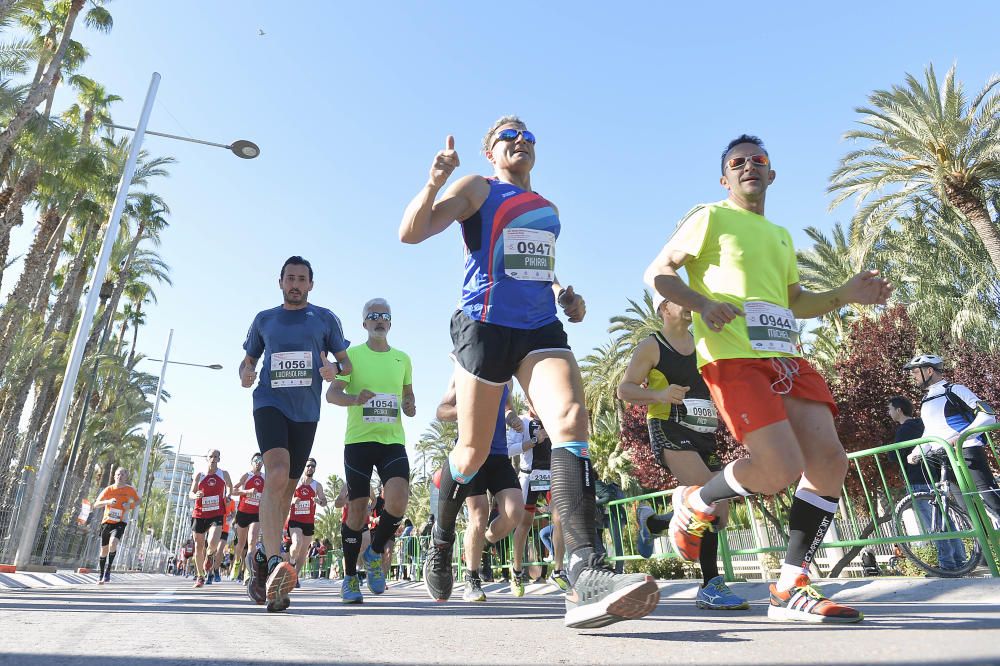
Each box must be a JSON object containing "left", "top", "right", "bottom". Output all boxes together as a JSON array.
[{"left": 93, "top": 115, "right": 908, "bottom": 628}]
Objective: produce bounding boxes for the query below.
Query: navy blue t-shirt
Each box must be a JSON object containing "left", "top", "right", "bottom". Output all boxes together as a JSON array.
[
  {"left": 490, "top": 385, "right": 510, "bottom": 455},
  {"left": 243, "top": 304, "right": 349, "bottom": 422}
]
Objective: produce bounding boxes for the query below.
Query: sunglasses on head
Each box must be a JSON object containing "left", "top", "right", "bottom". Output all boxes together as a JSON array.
[
  {"left": 491, "top": 128, "right": 536, "bottom": 149},
  {"left": 365, "top": 312, "right": 391, "bottom": 321},
  {"left": 727, "top": 154, "right": 769, "bottom": 170}
]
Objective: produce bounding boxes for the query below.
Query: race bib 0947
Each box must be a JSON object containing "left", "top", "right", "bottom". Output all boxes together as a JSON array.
[{"left": 503, "top": 228, "right": 555, "bottom": 281}]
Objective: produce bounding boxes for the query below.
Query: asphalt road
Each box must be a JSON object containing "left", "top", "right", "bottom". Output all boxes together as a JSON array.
[{"left": 0, "top": 575, "right": 997, "bottom": 666}]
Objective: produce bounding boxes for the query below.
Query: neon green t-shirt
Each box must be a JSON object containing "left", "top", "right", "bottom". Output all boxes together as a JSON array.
[
  {"left": 667, "top": 199, "right": 801, "bottom": 367},
  {"left": 338, "top": 343, "right": 413, "bottom": 445}
]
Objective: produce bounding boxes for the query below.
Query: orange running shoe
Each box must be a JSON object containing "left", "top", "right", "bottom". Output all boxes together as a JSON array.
[
  {"left": 768, "top": 574, "right": 864, "bottom": 624},
  {"left": 668, "top": 486, "right": 717, "bottom": 562},
  {"left": 193, "top": 576, "right": 204, "bottom": 588}
]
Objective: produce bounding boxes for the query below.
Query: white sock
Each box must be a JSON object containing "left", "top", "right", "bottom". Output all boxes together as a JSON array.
[
  {"left": 776, "top": 564, "right": 807, "bottom": 591},
  {"left": 688, "top": 489, "right": 716, "bottom": 514}
]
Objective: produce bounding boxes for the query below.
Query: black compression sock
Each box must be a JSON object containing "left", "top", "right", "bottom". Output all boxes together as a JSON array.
[
  {"left": 341, "top": 524, "right": 363, "bottom": 576},
  {"left": 435, "top": 463, "right": 473, "bottom": 536},
  {"left": 647, "top": 514, "right": 670, "bottom": 534},
  {"left": 99, "top": 556, "right": 107, "bottom": 578},
  {"left": 699, "top": 530, "right": 720, "bottom": 585},
  {"left": 784, "top": 490, "right": 838, "bottom": 570},
  {"left": 107, "top": 551, "right": 117, "bottom": 570},
  {"left": 371, "top": 510, "right": 403, "bottom": 554},
  {"left": 551, "top": 447, "right": 596, "bottom": 584}
]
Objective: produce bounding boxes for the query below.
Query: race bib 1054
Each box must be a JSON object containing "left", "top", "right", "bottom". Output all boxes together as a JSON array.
[{"left": 363, "top": 393, "right": 399, "bottom": 423}]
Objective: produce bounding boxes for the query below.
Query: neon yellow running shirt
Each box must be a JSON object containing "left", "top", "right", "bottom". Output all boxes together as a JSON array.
[
  {"left": 667, "top": 199, "right": 801, "bottom": 368},
  {"left": 338, "top": 343, "right": 413, "bottom": 445}
]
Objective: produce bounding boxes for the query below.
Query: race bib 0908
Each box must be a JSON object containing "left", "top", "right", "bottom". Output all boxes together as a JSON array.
[
  {"left": 744, "top": 301, "right": 799, "bottom": 354},
  {"left": 270, "top": 351, "right": 313, "bottom": 388},
  {"left": 680, "top": 398, "right": 718, "bottom": 433},
  {"left": 503, "top": 228, "right": 555, "bottom": 281},
  {"left": 363, "top": 393, "right": 399, "bottom": 423}
]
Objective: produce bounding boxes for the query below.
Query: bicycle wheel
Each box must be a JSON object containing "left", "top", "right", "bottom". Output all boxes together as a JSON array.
[{"left": 893, "top": 493, "right": 982, "bottom": 577}]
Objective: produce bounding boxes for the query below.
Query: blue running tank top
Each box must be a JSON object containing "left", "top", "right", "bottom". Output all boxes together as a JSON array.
[{"left": 458, "top": 178, "right": 560, "bottom": 329}]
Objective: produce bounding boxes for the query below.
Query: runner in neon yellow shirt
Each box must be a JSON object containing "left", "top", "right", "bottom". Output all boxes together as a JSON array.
[
  {"left": 644, "top": 134, "right": 891, "bottom": 624},
  {"left": 327, "top": 297, "right": 414, "bottom": 602}
]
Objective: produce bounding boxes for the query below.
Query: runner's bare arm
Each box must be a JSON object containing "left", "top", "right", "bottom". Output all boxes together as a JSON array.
[
  {"left": 232, "top": 473, "right": 248, "bottom": 497},
  {"left": 239, "top": 355, "right": 258, "bottom": 388},
  {"left": 315, "top": 484, "right": 328, "bottom": 508},
  {"left": 402, "top": 384, "right": 416, "bottom": 417},
  {"left": 644, "top": 245, "right": 742, "bottom": 331},
  {"left": 223, "top": 471, "right": 234, "bottom": 496},
  {"left": 787, "top": 271, "right": 893, "bottom": 318},
  {"left": 436, "top": 375, "right": 457, "bottom": 422},
  {"left": 326, "top": 379, "right": 375, "bottom": 406},
  {"left": 551, "top": 277, "right": 585, "bottom": 323},
  {"left": 617, "top": 338, "right": 689, "bottom": 406},
  {"left": 400, "top": 136, "right": 489, "bottom": 243},
  {"left": 188, "top": 473, "right": 203, "bottom": 500},
  {"left": 333, "top": 485, "right": 349, "bottom": 508}
]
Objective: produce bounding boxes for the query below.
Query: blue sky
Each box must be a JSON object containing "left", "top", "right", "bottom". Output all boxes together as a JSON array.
[{"left": 6, "top": 1, "right": 999, "bottom": 481}]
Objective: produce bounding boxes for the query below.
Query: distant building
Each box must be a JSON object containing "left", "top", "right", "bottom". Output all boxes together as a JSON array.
[{"left": 151, "top": 454, "right": 194, "bottom": 508}]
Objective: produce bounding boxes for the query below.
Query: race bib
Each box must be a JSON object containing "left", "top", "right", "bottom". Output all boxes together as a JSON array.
[
  {"left": 270, "top": 351, "right": 313, "bottom": 388},
  {"left": 294, "top": 499, "right": 311, "bottom": 515},
  {"left": 744, "top": 301, "right": 799, "bottom": 354},
  {"left": 246, "top": 491, "right": 261, "bottom": 507},
  {"left": 680, "top": 398, "right": 718, "bottom": 433},
  {"left": 363, "top": 393, "right": 399, "bottom": 423},
  {"left": 528, "top": 469, "right": 552, "bottom": 492},
  {"left": 201, "top": 495, "right": 220, "bottom": 512},
  {"left": 107, "top": 508, "right": 123, "bottom": 522},
  {"left": 503, "top": 228, "right": 555, "bottom": 281}
]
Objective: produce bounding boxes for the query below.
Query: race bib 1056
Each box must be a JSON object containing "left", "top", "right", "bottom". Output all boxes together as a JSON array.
[{"left": 270, "top": 351, "right": 313, "bottom": 388}]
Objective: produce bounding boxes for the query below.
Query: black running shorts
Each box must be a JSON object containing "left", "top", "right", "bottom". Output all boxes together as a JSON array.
[
  {"left": 253, "top": 406, "right": 318, "bottom": 479},
  {"left": 344, "top": 442, "right": 409, "bottom": 500},
  {"left": 647, "top": 418, "right": 722, "bottom": 472},
  {"left": 191, "top": 515, "right": 224, "bottom": 534},
  {"left": 450, "top": 310, "right": 570, "bottom": 385},
  {"left": 287, "top": 520, "right": 316, "bottom": 537},
  {"left": 467, "top": 454, "right": 520, "bottom": 497},
  {"left": 234, "top": 510, "right": 259, "bottom": 529},
  {"left": 100, "top": 521, "right": 127, "bottom": 546}
]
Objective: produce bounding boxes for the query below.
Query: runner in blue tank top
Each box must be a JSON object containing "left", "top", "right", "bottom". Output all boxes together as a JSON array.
[
  {"left": 436, "top": 373, "right": 524, "bottom": 602},
  {"left": 400, "top": 116, "right": 660, "bottom": 628}
]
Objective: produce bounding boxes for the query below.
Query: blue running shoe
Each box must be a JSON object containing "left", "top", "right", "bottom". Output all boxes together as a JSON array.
[
  {"left": 204, "top": 574, "right": 213, "bottom": 586},
  {"left": 696, "top": 575, "right": 749, "bottom": 610},
  {"left": 341, "top": 574, "right": 363, "bottom": 604},
  {"left": 361, "top": 547, "right": 386, "bottom": 595},
  {"left": 636, "top": 503, "right": 656, "bottom": 559}
]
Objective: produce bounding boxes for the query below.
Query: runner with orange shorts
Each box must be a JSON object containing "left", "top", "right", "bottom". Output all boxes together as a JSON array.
[{"left": 644, "top": 134, "right": 892, "bottom": 624}]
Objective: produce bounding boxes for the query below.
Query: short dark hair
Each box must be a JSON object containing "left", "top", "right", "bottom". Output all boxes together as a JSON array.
[
  {"left": 721, "top": 134, "right": 768, "bottom": 174},
  {"left": 306, "top": 457, "right": 317, "bottom": 466},
  {"left": 280, "top": 255, "right": 313, "bottom": 281},
  {"left": 888, "top": 396, "right": 914, "bottom": 417}
]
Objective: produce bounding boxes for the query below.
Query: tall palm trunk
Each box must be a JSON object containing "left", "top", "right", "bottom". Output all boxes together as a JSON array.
[
  {"left": 127, "top": 301, "right": 143, "bottom": 366},
  {"left": 943, "top": 182, "right": 1000, "bottom": 274},
  {"left": 86, "top": 220, "right": 146, "bottom": 356},
  {"left": 0, "top": 0, "right": 86, "bottom": 157},
  {"left": 0, "top": 164, "right": 40, "bottom": 282},
  {"left": 0, "top": 208, "right": 62, "bottom": 375}
]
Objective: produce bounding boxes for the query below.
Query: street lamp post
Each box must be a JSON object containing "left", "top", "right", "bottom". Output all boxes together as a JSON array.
[
  {"left": 13, "top": 73, "right": 161, "bottom": 569},
  {"left": 105, "top": 123, "right": 260, "bottom": 160}
]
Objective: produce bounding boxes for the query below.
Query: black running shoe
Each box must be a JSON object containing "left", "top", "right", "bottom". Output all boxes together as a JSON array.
[
  {"left": 246, "top": 549, "right": 267, "bottom": 605},
  {"left": 423, "top": 527, "right": 455, "bottom": 602},
  {"left": 564, "top": 556, "right": 661, "bottom": 629}
]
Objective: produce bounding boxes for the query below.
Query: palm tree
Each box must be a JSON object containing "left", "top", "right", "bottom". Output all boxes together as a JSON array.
[
  {"left": 796, "top": 222, "right": 863, "bottom": 338},
  {"left": 416, "top": 420, "right": 456, "bottom": 479},
  {"left": 829, "top": 64, "right": 1000, "bottom": 272}
]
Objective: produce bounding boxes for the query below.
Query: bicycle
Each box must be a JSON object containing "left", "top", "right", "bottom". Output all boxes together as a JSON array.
[{"left": 892, "top": 450, "right": 999, "bottom": 578}]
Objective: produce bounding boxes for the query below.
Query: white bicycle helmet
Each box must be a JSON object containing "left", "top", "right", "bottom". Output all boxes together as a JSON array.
[{"left": 902, "top": 354, "right": 944, "bottom": 370}]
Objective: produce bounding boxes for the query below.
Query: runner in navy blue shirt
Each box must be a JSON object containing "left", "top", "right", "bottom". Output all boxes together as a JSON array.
[{"left": 239, "top": 255, "right": 350, "bottom": 613}]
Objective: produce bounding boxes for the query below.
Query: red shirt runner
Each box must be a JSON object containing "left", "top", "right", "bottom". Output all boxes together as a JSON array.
[
  {"left": 289, "top": 480, "right": 319, "bottom": 524},
  {"left": 193, "top": 471, "right": 227, "bottom": 519},
  {"left": 237, "top": 472, "right": 265, "bottom": 514}
]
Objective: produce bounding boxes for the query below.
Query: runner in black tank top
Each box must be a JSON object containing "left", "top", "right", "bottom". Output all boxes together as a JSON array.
[{"left": 617, "top": 295, "right": 748, "bottom": 611}]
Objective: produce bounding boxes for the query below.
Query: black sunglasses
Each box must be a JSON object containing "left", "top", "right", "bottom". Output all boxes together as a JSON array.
[{"left": 365, "top": 312, "right": 391, "bottom": 321}]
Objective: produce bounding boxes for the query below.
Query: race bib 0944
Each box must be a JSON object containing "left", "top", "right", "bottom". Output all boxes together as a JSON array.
[{"left": 744, "top": 301, "right": 799, "bottom": 354}]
